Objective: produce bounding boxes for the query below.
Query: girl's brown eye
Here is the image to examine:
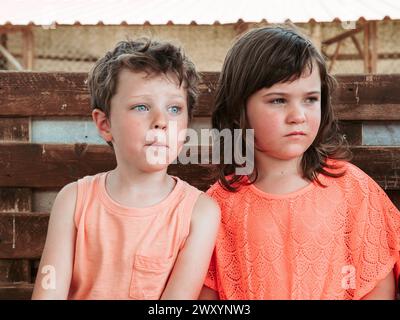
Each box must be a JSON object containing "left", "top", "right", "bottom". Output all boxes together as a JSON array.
[{"left": 271, "top": 98, "right": 285, "bottom": 104}]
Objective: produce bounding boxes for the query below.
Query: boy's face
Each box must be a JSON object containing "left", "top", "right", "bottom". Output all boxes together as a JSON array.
[
  {"left": 246, "top": 64, "right": 321, "bottom": 162},
  {"left": 96, "top": 69, "right": 189, "bottom": 172}
]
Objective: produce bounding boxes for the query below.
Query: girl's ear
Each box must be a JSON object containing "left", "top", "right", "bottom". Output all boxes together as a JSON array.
[{"left": 92, "top": 109, "right": 112, "bottom": 142}]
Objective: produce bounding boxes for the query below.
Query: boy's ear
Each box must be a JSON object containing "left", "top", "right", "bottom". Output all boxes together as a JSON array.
[{"left": 92, "top": 109, "right": 112, "bottom": 142}]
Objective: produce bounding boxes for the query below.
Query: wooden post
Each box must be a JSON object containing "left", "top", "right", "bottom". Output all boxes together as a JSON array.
[
  {"left": 363, "top": 22, "right": 370, "bottom": 72},
  {"left": 310, "top": 22, "right": 322, "bottom": 51},
  {"left": 329, "top": 40, "right": 342, "bottom": 73},
  {"left": 22, "top": 27, "right": 34, "bottom": 70},
  {"left": 0, "top": 33, "right": 7, "bottom": 69},
  {"left": 369, "top": 21, "right": 378, "bottom": 73},
  {"left": 363, "top": 21, "right": 378, "bottom": 73}
]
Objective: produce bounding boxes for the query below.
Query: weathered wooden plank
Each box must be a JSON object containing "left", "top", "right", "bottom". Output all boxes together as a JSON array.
[
  {"left": 338, "top": 121, "right": 362, "bottom": 145},
  {"left": 333, "top": 74, "right": 400, "bottom": 120},
  {"left": 0, "top": 282, "right": 33, "bottom": 300},
  {"left": 387, "top": 191, "right": 400, "bottom": 210},
  {"left": 0, "top": 143, "right": 399, "bottom": 190},
  {"left": 1, "top": 72, "right": 400, "bottom": 120},
  {"left": 351, "top": 146, "right": 400, "bottom": 190},
  {"left": 0, "top": 71, "right": 217, "bottom": 118},
  {"left": 0, "top": 188, "right": 32, "bottom": 212},
  {"left": 0, "top": 143, "right": 115, "bottom": 188},
  {"left": 0, "top": 212, "right": 48, "bottom": 259},
  {"left": 1, "top": 188, "right": 399, "bottom": 261},
  {"left": 0, "top": 118, "right": 29, "bottom": 142},
  {"left": 0, "top": 260, "right": 31, "bottom": 283}
]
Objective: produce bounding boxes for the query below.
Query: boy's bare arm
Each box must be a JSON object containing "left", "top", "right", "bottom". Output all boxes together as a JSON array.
[
  {"left": 361, "top": 270, "right": 395, "bottom": 300},
  {"left": 31, "top": 182, "right": 77, "bottom": 300},
  {"left": 161, "top": 194, "right": 221, "bottom": 300}
]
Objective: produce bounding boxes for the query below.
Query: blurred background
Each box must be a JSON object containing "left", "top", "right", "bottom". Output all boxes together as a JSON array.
[{"left": 1, "top": 0, "right": 400, "bottom": 74}]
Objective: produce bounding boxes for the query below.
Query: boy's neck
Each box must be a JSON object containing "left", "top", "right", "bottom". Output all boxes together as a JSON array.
[{"left": 105, "top": 167, "right": 176, "bottom": 208}]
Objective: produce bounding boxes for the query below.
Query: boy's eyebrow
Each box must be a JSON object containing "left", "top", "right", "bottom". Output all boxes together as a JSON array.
[
  {"left": 262, "top": 91, "right": 321, "bottom": 97},
  {"left": 127, "top": 94, "right": 185, "bottom": 99}
]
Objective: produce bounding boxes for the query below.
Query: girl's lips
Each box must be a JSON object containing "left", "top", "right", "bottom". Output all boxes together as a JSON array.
[{"left": 285, "top": 131, "right": 306, "bottom": 136}]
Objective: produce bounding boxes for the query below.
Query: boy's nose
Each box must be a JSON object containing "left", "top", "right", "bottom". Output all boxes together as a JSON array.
[{"left": 152, "top": 111, "right": 168, "bottom": 130}]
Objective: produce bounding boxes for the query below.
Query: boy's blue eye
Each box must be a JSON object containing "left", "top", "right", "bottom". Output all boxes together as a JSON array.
[
  {"left": 132, "top": 104, "right": 148, "bottom": 112},
  {"left": 168, "top": 106, "right": 182, "bottom": 114}
]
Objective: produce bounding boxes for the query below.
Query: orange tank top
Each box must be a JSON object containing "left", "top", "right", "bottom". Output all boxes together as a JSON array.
[
  {"left": 204, "top": 160, "right": 400, "bottom": 299},
  {"left": 68, "top": 172, "right": 202, "bottom": 300}
]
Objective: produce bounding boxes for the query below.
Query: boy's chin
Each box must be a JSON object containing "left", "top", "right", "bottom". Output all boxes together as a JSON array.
[{"left": 140, "top": 161, "right": 174, "bottom": 173}]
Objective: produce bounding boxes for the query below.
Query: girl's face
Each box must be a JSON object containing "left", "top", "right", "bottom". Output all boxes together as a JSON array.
[
  {"left": 100, "top": 69, "right": 188, "bottom": 172},
  {"left": 246, "top": 65, "right": 321, "bottom": 161}
]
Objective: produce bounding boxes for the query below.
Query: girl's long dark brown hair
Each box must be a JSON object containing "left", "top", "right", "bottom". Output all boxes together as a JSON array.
[{"left": 212, "top": 25, "right": 352, "bottom": 191}]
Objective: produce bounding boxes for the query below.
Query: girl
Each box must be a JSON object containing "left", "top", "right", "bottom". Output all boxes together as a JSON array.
[
  {"left": 199, "top": 26, "right": 400, "bottom": 300},
  {"left": 32, "top": 38, "right": 220, "bottom": 300}
]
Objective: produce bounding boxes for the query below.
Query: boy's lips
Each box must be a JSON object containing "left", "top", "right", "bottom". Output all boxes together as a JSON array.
[{"left": 145, "top": 142, "right": 169, "bottom": 148}]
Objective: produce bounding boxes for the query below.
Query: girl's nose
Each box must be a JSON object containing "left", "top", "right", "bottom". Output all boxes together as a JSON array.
[{"left": 287, "top": 103, "right": 306, "bottom": 124}]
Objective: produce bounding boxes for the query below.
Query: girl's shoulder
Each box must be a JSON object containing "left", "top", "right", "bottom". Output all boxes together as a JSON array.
[
  {"left": 205, "top": 176, "right": 250, "bottom": 209},
  {"left": 323, "top": 159, "right": 378, "bottom": 189},
  {"left": 322, "top": 159, "right": 397, "bottom": 208}
]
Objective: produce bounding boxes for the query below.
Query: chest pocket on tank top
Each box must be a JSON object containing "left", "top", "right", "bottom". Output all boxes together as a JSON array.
[{"left": 129, "top": 254, "right": 175, "bottom": 299}]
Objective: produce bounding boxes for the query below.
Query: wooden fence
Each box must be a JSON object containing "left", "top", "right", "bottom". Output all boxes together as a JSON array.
[{"left": 0, "top": 72, "right": 399, "bottom": 299}]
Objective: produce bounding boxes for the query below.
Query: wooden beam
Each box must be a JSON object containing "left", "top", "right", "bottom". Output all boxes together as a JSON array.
[
  {"left": 364, "top": 22, "right": 370, "bottom": 72},
  {"left": 0, "top": 73, "right": 400, "bottom": 120},
  {"left": 322, "top": 26, "right": 363, "bottom": 46},
  {"left": 324, "top": 52, "right": 400, "bottom": 61},
  {"left": 22, "top": 27, "right": 34, "bottom": 70},
  {"left": 0, "top": 186, "right": 399, "bottom": 260},
  {"left": 0, "top": 33, "right": 7, "bottom": 69},
  {"left": 369, "top": 21, "right": 378, "bottom": 73},
  {"left": 0, "top": 260, "right": 31, "bottom": 283},
  {"left": 0, "top": 189, "right": 32, "bottom": 212},
  {"left": 10, "top": 52, "right": 98, "bottom": 63},
  {"left": 0, "top": 118, "right": 29, "bottom": 142},
  {"left": 363, "top": 21, "right": 378, "bottom": 73},
  {"left": 350, "top": 35, "right": 363, "bottom": 58},
  {"left": 0, "top": 44, "right": 23, "bottom": 70},
  {"left": 0, "top": 143, "right": 399, "bottom": 190},
  {"left": 329, "top": 40, "right": 342, "bottom": 73},
  {"left": 0, "top": 282, "right": 33, "bottom": 300},
  {"left": 338, "top": 121, "right": 362, "bottom": 145},
  {"left": 0, "top": 26, "right": 29, "bottom": 33},
  {"left": 0, "top": 212, "right": 49, "bottom": 259}
]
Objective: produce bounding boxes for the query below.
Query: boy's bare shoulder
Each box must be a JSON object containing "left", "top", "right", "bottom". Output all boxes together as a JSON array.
[
  {"left": 50, "top": 181, "right": 78, "bottom": 220},
  {"left": 56, "top": 181, "right": 78, "bottom": 203},
  {"left": 191, "top": 193, "right": 221, "bottom": 225}
]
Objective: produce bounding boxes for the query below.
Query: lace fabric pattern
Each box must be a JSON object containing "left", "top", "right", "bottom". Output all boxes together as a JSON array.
[{"left": 204, "top": 161, "right": 400, "bottom": 300}]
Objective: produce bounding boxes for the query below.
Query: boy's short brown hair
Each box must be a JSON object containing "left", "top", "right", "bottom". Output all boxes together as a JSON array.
[{"left": 87, "top": 38, "right": 200, "bottom": 121}]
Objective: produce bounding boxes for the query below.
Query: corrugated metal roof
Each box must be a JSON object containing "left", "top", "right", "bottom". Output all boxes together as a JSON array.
[{"left": 1, "top": 0, "right": 400, "bottom": 26}]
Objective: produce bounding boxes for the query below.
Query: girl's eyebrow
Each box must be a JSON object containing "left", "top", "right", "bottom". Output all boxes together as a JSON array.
[{"left": 262, "top": 91, "right": 321, "bottom": 97}]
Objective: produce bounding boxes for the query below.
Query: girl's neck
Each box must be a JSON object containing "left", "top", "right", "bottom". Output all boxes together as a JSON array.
[
  {"left": 253, "top": 153, "right": 303, "bottom": 180},
  {"left": 251, "top": 153, "right": 312, "bottom": 195}
]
